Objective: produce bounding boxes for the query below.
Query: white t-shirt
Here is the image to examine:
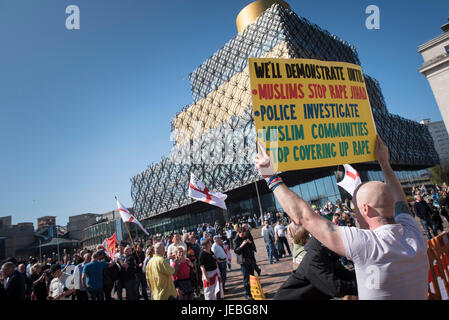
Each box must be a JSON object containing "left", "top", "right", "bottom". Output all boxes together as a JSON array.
[
  {"left": 274, "top": 224, "right": 287, "bottom": 238},
  {"left": 211, "top": 243, "right": 227, "bottom": 260},
  {"left": 49, "top": 276, "right": 71, "bottom": 300},
  {"left": 340, "top": 213, "right": 428, "bottom": 300}
]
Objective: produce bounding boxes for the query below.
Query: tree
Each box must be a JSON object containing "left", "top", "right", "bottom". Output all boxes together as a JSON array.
[{"left": 430, "top": 165, "right": 449, "bottom": 185}]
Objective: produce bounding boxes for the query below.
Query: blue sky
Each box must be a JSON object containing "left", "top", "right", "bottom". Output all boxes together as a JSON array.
[{"left": 0, "top": 0, "right": 447, "bottom": 227}]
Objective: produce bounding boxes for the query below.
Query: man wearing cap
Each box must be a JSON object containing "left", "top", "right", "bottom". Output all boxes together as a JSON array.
[
  {"left": 48, "top": 264, "right": 75, "bottom": 300},
  {"left": 211, "top": 235, "right": 227, "bottom": 289}
]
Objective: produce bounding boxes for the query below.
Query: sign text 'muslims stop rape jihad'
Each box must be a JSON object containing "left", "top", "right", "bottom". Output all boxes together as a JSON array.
[{"left": 248, "top": 57, "right": 378, "bottom": 172}]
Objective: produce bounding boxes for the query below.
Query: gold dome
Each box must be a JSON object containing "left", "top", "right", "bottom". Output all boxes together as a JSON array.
[{"left": 236, "top": 0, "right": 290, "bottom": 34}]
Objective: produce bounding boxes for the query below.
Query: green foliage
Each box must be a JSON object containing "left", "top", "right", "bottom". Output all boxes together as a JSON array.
[{"left": 430, "top": 165, "right": 449, "bottom": 185}]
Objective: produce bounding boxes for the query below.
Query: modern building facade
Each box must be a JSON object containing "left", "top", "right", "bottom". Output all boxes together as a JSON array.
[
  {"left": 129, "top": 1, "right": 438, "bottom": 235},
  {"left": 421, "top": 119, "right": 449, "bottom": 166},
  {"left": 82, "top": 209, "right": 136, "bottom": 249},
  {"left": 419, "top": 15, "right": 449, "bottom": 134}
]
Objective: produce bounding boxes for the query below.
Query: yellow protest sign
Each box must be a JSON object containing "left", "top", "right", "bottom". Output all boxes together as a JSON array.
[
  {"left": 249, "top": 275, "right": 265, "bottom": 300},
  {"left": 248, "top": 57, "right": 377, "bottom": 172}
]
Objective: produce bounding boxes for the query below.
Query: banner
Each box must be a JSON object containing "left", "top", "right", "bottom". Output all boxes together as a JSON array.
[
  {"left": 249, "top": 275, "right": 265, "bottom": 300},
  {"left": 248, "top": 58, "right": 377, "bottom": 172}
]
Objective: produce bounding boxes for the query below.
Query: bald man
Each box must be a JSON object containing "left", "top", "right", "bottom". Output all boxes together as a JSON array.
[{"left": 255, "top": 136, "right": 428, "bottom": 300}]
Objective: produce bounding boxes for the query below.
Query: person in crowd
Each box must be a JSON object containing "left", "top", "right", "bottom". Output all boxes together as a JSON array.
[
  {"left": 275, "top": 236, "right": 357, "bottom": 299},
  {"left": 291, "top": 226, "right": 309, "bottom": 270},
  {"left": 73, "top": 252, "right": 91, "bottom": 300},
  {"left": 242, "top": 223, "right": 261, "bottom": 276},
  {"left": 103, "top": 253, "right": 120, "bottom": 301},
  {"left": 82, "top": 250, "right": 115, "bottom": 300},
  {"left": 287, "top": 221, "right": 300, "bottom": 251},
  {"left": 1, "top": 261, "right": 25, "bottom": 300},
  {"left": 262, "top": 219, "right": 280, "bottom": 264},
  {"left": 121, "top": 246, "right": 138, "bottom": 300},
  {"left": 172, "top": 247, "right": 195, "bottom": 300},
  {"left": 26, "top": 257, "right": 36, "bottom": 278},
  {"left": 414, "top": 194, "right": 439, "bottom": 240},
  {"left": 233, "top": 227, "right": 256, "bottom": 300},
  {"left": 145, "top": 242, "right": 177, "bottom": 300},
  {"left": 438, "top": 190, "right": 449, "bottom": 223},
  {"left": 255, "top": 136, "right": 429, "bottom": 299},
  {"left": 187, "top": 233, "right": 202, "bottom": 297},
  {"left": 275, "top": 220, "right": 292, "bottom": 257},
  {"left": 29, "top": 263, "right": 48, "bottom": 301},
  {"left": 211, "top": 235, "right": 228, "bottom": 289},
  {"left": 134, "top": 243, "right": 148, "bottom": 300},
  {"left": 199, "top": 238, "right": 223, "bottom": 300},
  {"left": 167, "top": 233, "right": 187, "bottom": 263},
  {"left": 48, "top": 264, "right": 75, "bottom": 300},
  {"left": 427, "top": 198, "right": 444, "bottom": 233},
  {"left": 114, "top": 241, "right": 127, "bottom": 300},
  {"left": 18, "top": 263, "right": 32, "bottom": 300},
  {"left": 222, "top": 237, "right": 232, "bottom": 272}
]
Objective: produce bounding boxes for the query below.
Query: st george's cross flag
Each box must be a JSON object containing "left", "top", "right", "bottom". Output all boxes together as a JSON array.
[
  {"left": 188, "top": 173, "right": 228, "bottom": 210},
  {"left": 337, "top": 164, "right": 362, "bottom": 197},
  {"left": 116, "top": 198, "right": 149, "bottom": 235}
]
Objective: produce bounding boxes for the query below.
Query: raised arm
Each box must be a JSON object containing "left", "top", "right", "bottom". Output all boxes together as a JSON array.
[
  {"left": 255, "top": 142, "right": 346, "bottom": 257},
  {"left": 375, "top": 136, "right": 411, "bottom": 216}
]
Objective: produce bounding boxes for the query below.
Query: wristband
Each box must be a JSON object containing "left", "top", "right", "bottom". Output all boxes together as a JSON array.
[
  {"left": 266, "top": 175, "right": 279, "bottom": 187},
  {"left": 271, "top": 182, "right": 284, "bottom": 191},
  {"left": 268, "top": 178, "right": 282, "bottom": 189}
]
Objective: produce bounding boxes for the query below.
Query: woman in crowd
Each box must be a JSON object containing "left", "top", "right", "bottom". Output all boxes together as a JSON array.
[
  {"left": 199, "top": 238, "right": 223, "bottom": 300},
  {"left": 172, "top": 247, "right": 194, "bottom": 300},
  {"left": 29, "top": 263, "right": 48, "bottom": 301}
]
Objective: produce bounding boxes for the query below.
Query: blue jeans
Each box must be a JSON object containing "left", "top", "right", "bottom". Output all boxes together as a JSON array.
[
  {"left": 218, "top": 260, "right": 227, "bottom": 288},
  {"left": 420, "top": 218, "right": 438, "bottom": 240},
  {"left": 265, "top": 242, "right": 279, "bottom": 264}
]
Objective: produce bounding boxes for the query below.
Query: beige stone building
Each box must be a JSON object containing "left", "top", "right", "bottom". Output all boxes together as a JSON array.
[
  {"left": 418, "top": 16, "right": 449, "bottom": 134},
  {"left": 0, "top": 216, "right": 34, "bottom": 260}
]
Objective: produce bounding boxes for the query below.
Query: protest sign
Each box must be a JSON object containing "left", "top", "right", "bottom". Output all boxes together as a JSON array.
[{"left": 249, "top": 57, "right": 377, "bottom": 172}]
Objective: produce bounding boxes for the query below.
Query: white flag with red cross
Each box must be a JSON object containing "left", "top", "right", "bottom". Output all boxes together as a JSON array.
[
  {"left": 116, "top": 198, "right": 149, "bottom": 235},
  {"left": 188, "top": 173, "right": 227, "bottom": 210},
  {"left": 337, "top": 164, "right": 362, "bottom": 197}
]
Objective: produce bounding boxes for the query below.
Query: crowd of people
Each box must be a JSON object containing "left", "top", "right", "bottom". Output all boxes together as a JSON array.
[
  {"left": 1, "top": 136, "right": 447, "bottom": 301},
  {"left": 0, "top": 219, "right": 266, "bottom": 301}
]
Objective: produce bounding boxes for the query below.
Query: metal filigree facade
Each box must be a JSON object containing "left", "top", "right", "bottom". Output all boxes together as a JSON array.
[{"left": 131, "top": 3, "right": 439, "bottom": 222}]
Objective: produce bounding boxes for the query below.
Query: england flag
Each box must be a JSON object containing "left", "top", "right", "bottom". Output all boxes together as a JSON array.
[
  {"left": 116, "top": 198, "right": 149, "bottom": 235},
  {"left": 337, "top": 164, "right": 362, "bottom": 196},
  {"left": 188, "top": 173, "right": 228, "bottom": 210}
]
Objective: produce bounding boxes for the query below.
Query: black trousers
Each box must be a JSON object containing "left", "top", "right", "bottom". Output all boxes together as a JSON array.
[
  {"left": 75, "top": 289, "right": 88, "bottom": 301},
  {"left": 135, "top": 272, "right": 149, "bottom": 300},
  {"left": 278, "top": 236, "right": 291, "bottom": 255},
  {"left": 240, "top": 259, "right": 255, "bottom": 296}
]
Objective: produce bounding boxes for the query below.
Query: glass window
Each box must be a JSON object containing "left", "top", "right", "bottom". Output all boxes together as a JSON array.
[
  {"left": 324, "top": 176, "right": 336, "bottom": 197},
  {"left": 299, "top": 183, "right": 311, "bottom": 202},
  {"left": 307, "top": 181, "right": 319, "bottom": 201},
  {"left": 315, "top": 178, "right": 328, "bottom": 199}
]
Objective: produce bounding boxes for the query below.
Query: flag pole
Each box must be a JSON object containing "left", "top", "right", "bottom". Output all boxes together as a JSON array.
[
  {"left": 123, "top": 221, "right": 142, "bottom": 264},
  {"left": 116, "top": 196, "right": 142, "bottom": 264}
]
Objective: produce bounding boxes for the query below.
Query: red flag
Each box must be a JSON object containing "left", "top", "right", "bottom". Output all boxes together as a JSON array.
[{"left": 106, "top": 233, "right": 117, "bottom": 258}]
